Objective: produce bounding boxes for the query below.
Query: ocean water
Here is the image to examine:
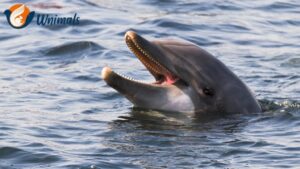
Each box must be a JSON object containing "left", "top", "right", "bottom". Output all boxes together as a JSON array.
[{"left": 0, "top": 0, "right": 299, "bottom": 168}]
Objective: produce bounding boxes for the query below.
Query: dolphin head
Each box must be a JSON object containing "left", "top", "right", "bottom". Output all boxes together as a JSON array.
[{"left": 102, "top": 31, "right": 261, "bottom": 114}]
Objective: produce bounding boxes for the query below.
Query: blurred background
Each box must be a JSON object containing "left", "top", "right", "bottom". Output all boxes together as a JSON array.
[{"left": 0, "top": 0, "right": 299, "bottom": 168}]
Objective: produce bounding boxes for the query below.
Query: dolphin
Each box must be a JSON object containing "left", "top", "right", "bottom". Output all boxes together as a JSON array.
[{"left": 102, "top": 31, "right": 261, "bottom": 114}]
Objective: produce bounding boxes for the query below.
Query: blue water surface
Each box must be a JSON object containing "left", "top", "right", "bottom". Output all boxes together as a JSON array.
[{"left": 0, "top": 0, "right": 299, "bottom": 168}]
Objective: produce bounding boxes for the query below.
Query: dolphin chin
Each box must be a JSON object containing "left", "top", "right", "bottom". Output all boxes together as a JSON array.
[{"left": 102, "top": 31, "right": 262, "bottom": 114}]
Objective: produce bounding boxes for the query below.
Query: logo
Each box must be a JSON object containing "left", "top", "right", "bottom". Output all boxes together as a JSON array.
[
  {"left": 3, "top": 3, "right": 80, "bottom": 29},
  {"left": 4, "top": 4, "right": 35, "bottom": 29}
]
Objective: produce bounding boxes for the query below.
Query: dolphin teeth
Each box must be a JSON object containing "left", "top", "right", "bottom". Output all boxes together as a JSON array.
[
  {"left": 116, "top": 71, "right": 147, "bottom": 83},
  {"left": 125, "top": 36, "right": 175, "bottom": 80}
]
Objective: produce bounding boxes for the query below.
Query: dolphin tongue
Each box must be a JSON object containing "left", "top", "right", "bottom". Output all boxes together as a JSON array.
[
  {"left": 154, "top": 73, "right": 179, "bottom": 85},
  {"left": 165, "top": 74, "right": 179, "bottom": 84}
]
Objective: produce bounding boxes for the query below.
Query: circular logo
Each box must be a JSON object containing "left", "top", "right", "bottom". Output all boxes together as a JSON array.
[
  {"left": 4, "top": 3, "right": 35, "bottom": 29},
  {"left": 9, "top": 4, "right": 30, "bottom": 28}
]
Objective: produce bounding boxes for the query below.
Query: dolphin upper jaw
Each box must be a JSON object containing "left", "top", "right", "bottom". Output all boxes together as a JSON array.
[{"left": 124, "top": 31, "right": 180, "bottom": 85}]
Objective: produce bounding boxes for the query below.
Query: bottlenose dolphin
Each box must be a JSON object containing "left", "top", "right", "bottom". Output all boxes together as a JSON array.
[{"left": 102, "top": 31, "right": 261, "bottom": 114}]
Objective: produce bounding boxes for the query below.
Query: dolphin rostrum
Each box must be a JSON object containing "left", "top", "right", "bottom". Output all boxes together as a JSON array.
[{"left": 102, "top": 31, "right": 261, "bottom": 114}]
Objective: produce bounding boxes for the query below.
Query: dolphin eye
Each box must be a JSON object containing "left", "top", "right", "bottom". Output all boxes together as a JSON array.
[{"left": 203, "top": 87, "right": 214, "bottom": 96}]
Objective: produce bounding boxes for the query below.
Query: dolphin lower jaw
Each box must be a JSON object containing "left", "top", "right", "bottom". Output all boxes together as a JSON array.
[{"left": 101, "top": 66, "right": 195, "bottom": 112}]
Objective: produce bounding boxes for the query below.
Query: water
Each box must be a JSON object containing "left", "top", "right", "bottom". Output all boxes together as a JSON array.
[{"left": 0, "top": 0, "right": 299, "bottom": 168}]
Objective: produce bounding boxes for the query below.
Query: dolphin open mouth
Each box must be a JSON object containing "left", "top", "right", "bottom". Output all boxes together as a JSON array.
[
  {"left": 102, "top": 31, "right": 179, "bottom": 86},
  {"left": 101, "top": 31, "right": 262, "bottom": 113}
]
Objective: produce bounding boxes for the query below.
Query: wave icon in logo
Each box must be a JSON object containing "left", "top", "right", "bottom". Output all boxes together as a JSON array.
[{"left": 4, "top": 4, "right": 35, "bottom": 29}]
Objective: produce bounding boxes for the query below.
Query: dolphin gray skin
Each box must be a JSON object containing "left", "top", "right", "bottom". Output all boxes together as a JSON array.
[{"left": 102, "top": 31, "right": 261, "bottom": 114}]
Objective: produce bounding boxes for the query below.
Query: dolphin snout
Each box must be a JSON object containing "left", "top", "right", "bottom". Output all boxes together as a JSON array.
[{"left": 101, "top": 66, "right": 112, "bottom": 81}]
